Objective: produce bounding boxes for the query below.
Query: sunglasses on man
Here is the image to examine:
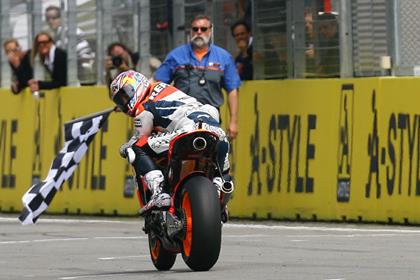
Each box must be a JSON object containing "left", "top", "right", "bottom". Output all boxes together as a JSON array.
[{"left": 192, "top": 26, "right": 211, "bottom": 32}]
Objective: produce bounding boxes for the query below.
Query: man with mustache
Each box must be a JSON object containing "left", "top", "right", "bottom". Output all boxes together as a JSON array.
[{"left": 154, "top": 15, "right": 241, "bottom": 140}]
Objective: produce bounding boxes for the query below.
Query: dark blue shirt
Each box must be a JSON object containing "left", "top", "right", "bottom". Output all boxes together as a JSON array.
[
  {"left": 235, "top": 43, "right": 253, "bottom": 80},
  {"left": 154, "top": 43, "right": 241, "bottom": 108}
]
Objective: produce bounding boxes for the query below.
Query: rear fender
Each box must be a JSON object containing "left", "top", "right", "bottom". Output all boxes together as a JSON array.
[{"left": 168, "top": 130, "right": 219, "bottom": 162}]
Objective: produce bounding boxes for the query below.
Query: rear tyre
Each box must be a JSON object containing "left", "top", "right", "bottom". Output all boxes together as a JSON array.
[
  {"left": 148, "top": 233, "right": 177, "bottom": 270},
  {"left": 180, "top": 175, "right": 221, "bottom": 271}
]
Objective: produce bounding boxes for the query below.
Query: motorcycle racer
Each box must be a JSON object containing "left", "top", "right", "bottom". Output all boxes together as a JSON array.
[{"left": 110, "top": 70, "right": 232, "bottom": 214}]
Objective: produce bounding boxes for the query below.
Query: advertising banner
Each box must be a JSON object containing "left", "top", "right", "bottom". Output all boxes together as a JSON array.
[{"left": 3, "top": 78, "right": 420, "bottom": 224}]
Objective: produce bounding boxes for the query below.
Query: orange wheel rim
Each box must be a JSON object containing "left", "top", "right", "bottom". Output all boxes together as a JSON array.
[
  {"left": 151, "top": 238, "right": 161, "bottom": 260},
  {"left": 182, "top": 192, "right": 192, "bottom": 257}
]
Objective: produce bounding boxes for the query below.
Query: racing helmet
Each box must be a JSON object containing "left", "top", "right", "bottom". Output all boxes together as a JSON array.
[{"left": 110, "top": 70, "right": 151, "bottom": 116}]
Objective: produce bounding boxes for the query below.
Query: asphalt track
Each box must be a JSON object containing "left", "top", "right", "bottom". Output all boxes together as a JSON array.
[{"left": 1, "top": 214, "right": 420, "bottom": 280}]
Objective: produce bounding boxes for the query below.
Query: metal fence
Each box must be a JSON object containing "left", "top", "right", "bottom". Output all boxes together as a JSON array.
[{"left": 0, "top": 0, "right": 419, "bottom": 88}]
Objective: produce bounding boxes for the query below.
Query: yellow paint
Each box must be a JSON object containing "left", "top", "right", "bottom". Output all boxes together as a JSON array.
[{"left": 2, "top": 78, "right": 420, "bottom": 223}]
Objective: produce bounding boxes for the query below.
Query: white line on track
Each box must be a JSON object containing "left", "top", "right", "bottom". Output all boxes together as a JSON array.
[
  {"left": 60, "top": 274, "right": 126, "bottom": 280},
  {"left": 2, "top": 216, "right": 420, "bottom": 234},
  {"left": 0, "top": 238, "right": 89, "bottom": 245},
  {"left": 93, "top": 236, "right": 146, "bottom": 240},
  {"left": 224, "top": 234, "right": 268, "bottom": 238},
  {"left": 224, "top": 223, "right": 420, "bottom": 233},
  {"left": 0, "top": 217, "right": 136, "bottom": 224},
  {"left": 98, "top": 255, "right": 148, "bottom": 260},
  {"left": 59, "top": 271, "right": 152, "bottom": 280},
  {"left": 286, "top": 233, "right": 420, "bottom": 238},
  {"left": 0, "top": 236, "right": 145, "bottom": 245}
]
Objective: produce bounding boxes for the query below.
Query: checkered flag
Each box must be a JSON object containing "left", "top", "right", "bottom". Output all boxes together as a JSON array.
[{"left": 19, "top": 108, "right": 114, "bottom": 225}]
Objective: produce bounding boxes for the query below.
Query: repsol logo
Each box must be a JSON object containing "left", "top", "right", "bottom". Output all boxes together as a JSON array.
[
  {"left": 149, "top": 82, "right": 168, "bottom": 100},
  {"left": 247, "top": 94, "right": 316, "bottom": 196},
  {"left": 365, "top": 91, "right": 420, "bottom": 198},
  {"left": 0, "top": 119, "right": 17, "bottom": 188}
]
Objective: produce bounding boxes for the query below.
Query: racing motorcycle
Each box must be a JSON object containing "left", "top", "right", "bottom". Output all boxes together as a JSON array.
[{"left": 133, "top": 128, "right": 233, "bottom": 271}]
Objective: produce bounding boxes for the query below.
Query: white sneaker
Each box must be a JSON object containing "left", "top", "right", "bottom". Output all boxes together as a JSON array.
[{"left": 139, "top": 193, "right": 171, "bottom": 215}]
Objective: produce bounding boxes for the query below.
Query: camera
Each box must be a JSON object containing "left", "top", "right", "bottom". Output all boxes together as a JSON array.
[{"left": 111, "top": 55, "right": 123, "bottom": 68}]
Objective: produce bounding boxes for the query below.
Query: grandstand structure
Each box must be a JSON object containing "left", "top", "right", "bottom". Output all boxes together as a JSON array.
[{"left": 0, "top": 0, "right": 420, "bottom": 87}]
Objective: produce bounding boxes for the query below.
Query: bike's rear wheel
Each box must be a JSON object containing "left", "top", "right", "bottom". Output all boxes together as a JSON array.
[
  {"left": 180, "top": 175, "right": 221, "bottom": 271},
  {"left": 148, "top": 233, "right": 177, "bottom": 270}
]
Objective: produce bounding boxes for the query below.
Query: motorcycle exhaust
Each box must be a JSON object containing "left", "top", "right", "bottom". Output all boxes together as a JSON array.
[
  {"left": 221, "top": 181, "right": 234, "bottom": 194},
  {"left": 219, "top": 181, "right": 234, "bottom": 207},
  {"left": 192, "top": 136, "right": 207, "bottom": 151},
  {"left": 220, "top": 192, "right": 232, "bottom": 208}
]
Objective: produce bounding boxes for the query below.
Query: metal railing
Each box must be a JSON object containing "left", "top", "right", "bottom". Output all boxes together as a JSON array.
[{"left": 1, "top": 0, "right": 419, "bottom": 88}]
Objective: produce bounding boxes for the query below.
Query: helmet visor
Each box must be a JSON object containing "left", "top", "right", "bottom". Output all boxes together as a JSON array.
[{"left": 112, "top": 89, "right": 133, "bottom": 113}]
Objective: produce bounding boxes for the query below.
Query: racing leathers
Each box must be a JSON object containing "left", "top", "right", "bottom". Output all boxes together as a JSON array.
[{"left": 120, "top": 81, "right": 231, "bottom": 212}]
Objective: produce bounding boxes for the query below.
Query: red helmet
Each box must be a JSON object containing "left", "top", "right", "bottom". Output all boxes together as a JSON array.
[{"left": 110, "top": 70, "right": 151, "bottom": 116}]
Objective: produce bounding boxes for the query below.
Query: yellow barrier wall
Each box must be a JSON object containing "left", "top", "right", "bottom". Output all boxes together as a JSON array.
[
  {"left": 0, "top": 87, "right": 139, "bottom": 215},
  {"left": 230, "top": 78, "right": 420, "bottom": 224},
  {"left": 2, "top": 78, "right": 420, "bottom": 223},
  {"left": 230, "top": 79, "right": 342, "bottom": 220}
]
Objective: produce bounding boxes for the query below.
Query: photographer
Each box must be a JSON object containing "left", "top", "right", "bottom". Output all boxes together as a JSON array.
[{"left": 105, "top": 42, "right": 139, "bottom": 90}]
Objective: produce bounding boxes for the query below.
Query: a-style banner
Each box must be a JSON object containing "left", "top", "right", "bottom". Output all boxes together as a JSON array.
[
  {"left": 230, "top": 79, "right": 342, "bottom": 220},
  {"left": 229, "top": 78, "right": 420, "bottom": 224}
]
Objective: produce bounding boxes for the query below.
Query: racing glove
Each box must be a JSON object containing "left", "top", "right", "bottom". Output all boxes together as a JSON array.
[
  {"left": 119, "top": 135, "right": 138, "bottom": 159},
  {"left": 119, "top": 142, "right": 131, "bottom": 158}
]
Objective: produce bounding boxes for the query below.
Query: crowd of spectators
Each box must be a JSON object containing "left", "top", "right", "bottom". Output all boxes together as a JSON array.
[{"left": 2, "top": 4, "right": 340, "bottom": 98}]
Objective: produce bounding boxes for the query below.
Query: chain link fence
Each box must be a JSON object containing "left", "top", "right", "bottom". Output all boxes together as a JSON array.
[{"left": 0, "top": 0, "right": 419, "bottom": 88}]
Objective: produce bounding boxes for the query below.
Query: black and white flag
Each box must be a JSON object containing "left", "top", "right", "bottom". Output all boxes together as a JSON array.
[{"left": 19, "top": 108, "right": 114, "bottom": 225}]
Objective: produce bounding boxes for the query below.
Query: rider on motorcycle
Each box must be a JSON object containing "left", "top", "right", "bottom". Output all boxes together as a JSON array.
[{"left": 110, "top": 70, "right": 232, "bottom": 213}]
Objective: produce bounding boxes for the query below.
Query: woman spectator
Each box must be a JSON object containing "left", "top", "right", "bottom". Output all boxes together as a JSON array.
[
  {"left": 3, "top": 38, "right": 33, "bottom": 94},
  {"left": 28, "top": 31, "right": 67, "bottom": 93}
]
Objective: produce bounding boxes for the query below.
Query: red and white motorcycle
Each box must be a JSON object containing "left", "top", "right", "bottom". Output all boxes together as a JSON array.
[{"left": 134, "top": 128, "right": 233, "bottom": 271}]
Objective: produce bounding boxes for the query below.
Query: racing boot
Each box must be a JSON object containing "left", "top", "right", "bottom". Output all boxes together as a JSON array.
[{"left": 139, "top": 170, "right": 170, "bottom": 215}]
